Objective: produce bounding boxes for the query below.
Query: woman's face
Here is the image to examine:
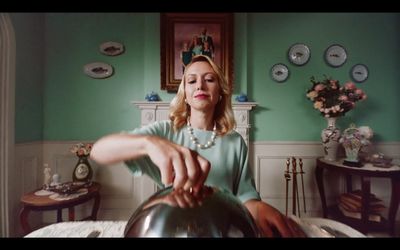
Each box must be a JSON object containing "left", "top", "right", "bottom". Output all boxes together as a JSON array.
[{"left": 184, "top": 61, "right": 220, "bottom": 112}]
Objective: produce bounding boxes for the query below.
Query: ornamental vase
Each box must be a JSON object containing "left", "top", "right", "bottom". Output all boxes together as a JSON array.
[
  {"left": 343, "top": 139, "right": 362, "bottom": 163},
  {"left": 72, "top": 155, "right": 93, "bottom": 183},
  {"left": 321, "top": 117, "right": 341, "bottom": 162}
]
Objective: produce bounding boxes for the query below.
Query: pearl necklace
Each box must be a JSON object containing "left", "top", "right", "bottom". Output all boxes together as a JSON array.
[{"left": 187, "top": 120, "right": 217, "bottom": 149}]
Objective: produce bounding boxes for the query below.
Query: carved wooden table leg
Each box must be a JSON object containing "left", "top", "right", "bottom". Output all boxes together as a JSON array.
[
  {"left": 19, "top": 206, "right": 31, "bottom": 235},
  {"left": 360, "top": 176, "right": 371, "bottom": 235},
  {"left": 57, "top": 209, "right": 62, "bottom": 222},
  {"left": 315, "top": 165, "right": 328, "bottom": 218},
  {"left": 68, "top": 207, "right": 75, "bottom": 221},
  {"left": 91, "top": 192, "right": 101, "bottom": 220},
  {"left": 388, "top": 176, "right": 400, "bottom": 236}
]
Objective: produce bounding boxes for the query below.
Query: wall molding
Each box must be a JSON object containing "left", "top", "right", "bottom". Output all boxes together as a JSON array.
[{"left": 0, "top": 13, "right": 16, "bottom": 237}]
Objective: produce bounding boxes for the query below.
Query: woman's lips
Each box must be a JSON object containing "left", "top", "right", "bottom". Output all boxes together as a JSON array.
[{"left": 195, "top": 94, "right": 209, "bottom": 99}]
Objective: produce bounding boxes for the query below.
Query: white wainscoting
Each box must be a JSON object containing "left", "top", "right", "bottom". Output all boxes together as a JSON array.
[
  {"left": 15, "top": 140, "right": 400, "bottom": 232},
  {"left": 15, "top": 142, "right": 42, "bottom": 236},
  {"left": 15, "top": 141, "right": 157, "bottom": 234}
]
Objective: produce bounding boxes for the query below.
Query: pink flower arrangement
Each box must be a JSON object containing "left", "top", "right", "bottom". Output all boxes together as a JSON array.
[
  {"left": 306, "top": 75, "right": 367, "bottom": 118},
  {"left": 70, "top": 142, "right": 92, "bottom": 157}
]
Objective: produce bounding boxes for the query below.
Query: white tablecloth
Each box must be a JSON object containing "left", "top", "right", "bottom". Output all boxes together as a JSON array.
[
  {"left": 24, "top": 218, "right": 365, "bottom": 238},
  {"left": 25, "top": 221, "right": 127, "bottom": 238}
]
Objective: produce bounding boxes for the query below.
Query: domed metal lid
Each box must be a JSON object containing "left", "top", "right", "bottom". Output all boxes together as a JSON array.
[{"left": 124, "top": 186, "right": 260, "bottom": 238}]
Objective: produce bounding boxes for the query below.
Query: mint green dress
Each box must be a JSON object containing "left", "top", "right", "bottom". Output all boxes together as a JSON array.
[{"left": 124, "top": 120, "right": 260, "bottom": 203}]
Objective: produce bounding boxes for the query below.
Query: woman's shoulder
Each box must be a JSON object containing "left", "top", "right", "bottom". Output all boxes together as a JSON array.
[
  {"left": 128, "top": 120, "right": 172, "bottom": 135},
  {"left": 146, "top": 120, "right": 172, "bottom": 132},
  {"left": 224, "top": 130, "right": 246, "bottom": 144}
]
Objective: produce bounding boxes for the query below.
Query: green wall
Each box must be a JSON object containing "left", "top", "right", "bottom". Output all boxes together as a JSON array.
[
  {"left": 13, "top": 13, "right": 400, "bottom": 143},
  {"left": 43, "top": 13, "right": 149, "bottom": 140},
  {"left": 11, "top": 13, "right": 44, "bottom": 143},
  {"left": 247, "top": 13, "right": 400, "bottom": 142}
]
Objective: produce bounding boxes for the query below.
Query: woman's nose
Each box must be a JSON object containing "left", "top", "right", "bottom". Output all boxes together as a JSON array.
[{"left": 195, "top": 79, "right": 204, "bottom": 90}]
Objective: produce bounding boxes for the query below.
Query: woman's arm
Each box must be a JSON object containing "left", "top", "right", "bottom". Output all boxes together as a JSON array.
[
  {"left": 90, "top": 133, "right": 148, "bottom": 165},
  {"left": 90, "top": 133, "right": 210, "bottom": 193}
]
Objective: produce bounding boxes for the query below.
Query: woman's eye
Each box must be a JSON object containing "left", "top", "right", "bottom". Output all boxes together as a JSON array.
[
  {"left": 187, "top": 80, "right": 196, "bottom": 84},
  {"left": 205, "top": 78, "right": 215, "bottom": 83}
]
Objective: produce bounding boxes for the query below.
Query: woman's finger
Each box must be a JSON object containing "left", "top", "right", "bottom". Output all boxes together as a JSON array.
[
  {"left": 258, "top": 220, "right": 274, "bottom": 237},
  {"left": 192, "top": 155, "right": 211, "bottom": 195},
  {"left": 286, "top": 218, "right": 307, "bottom": 237},
  {"left": 173, "top": 189, "right": 189, "bottom": 208},
  {"left": 172, "top": 155, "right": 188, "bottom": 190},
  {"left": 183, "top": 149, "right": 201, "bottom": 191},
  {"left": 181, "top": 190, "right": 196, "bottom": 208},
  {"left": 159, "top": 161, "right": 174, "bottom": 186}
]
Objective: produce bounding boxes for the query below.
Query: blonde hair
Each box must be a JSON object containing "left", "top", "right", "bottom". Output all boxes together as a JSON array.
[{"left": 169, "top": 55, "right": 236, "bottom": 136}]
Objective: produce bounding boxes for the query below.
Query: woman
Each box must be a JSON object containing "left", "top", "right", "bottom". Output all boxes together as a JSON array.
[{"left": 91, "top": 55, "right": 304, "bottom": 237}]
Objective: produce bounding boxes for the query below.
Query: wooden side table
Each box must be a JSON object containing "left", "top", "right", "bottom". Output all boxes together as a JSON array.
[
  {"left": 20, "top": 182, "right": 101, "bottom": 235},
  {"left": 315, "top": 158, "right": 400, "bottom": 236}
]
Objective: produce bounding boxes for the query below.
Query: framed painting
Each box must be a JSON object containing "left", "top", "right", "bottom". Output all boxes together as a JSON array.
[{"left": 160, "top": 13, "right": 234, "bottom": 92}]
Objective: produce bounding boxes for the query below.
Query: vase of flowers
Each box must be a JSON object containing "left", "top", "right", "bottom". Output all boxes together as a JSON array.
[
  {"left": 306, "top": 75, "right": 367, "bottom": 161},
  {"left": 70, "top": 143, "right": 93, "bottom": 182},
  {"left": 339, "top": 124, "right": 373, "bottom": 167}
]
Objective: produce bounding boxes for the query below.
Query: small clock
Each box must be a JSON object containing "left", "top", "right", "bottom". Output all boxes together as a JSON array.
[
  {"left": 271, "top": 63, "right": 289, "bottom": 83},
  {"left": 325, "top": 44, "right": 347, "bottom": 67},
  {"left": 288, "top": 43, "right": 311, "bottom": 66},
  {"left": 350, "top": 64, "right": 369, "bottom": 83},
  {"left": 73, "top": 159, "right": 93, "bottom": 183}
]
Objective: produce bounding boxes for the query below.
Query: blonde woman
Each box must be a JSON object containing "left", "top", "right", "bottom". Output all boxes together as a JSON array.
[{"left": 91, "top": 55, "right": 304, "bottom": 237}]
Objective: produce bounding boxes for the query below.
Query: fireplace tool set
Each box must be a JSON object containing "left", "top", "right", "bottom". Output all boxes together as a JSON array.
[{"left": 284, "top": 157, "right": 306, "bottom": 217}]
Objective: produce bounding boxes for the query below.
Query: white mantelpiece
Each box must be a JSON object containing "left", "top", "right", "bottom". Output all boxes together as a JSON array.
[{"left": 131, "top": 101, "right": 257, "bottom": 146}]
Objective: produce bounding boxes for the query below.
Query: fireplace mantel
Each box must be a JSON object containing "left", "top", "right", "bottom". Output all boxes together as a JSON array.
[{"left": 131, "top": 101, "right": 257, "bottom": 145}]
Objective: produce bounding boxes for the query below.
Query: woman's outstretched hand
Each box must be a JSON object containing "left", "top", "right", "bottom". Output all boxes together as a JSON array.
[
  {"left": 244, "top": 200, "right": 307, "bottom": 237},
  {"left": 91, "top": 133, "right": 210, "bottom": 195},
  {"left": 145, "top": 136, "right": 210, "bottom": 194}
]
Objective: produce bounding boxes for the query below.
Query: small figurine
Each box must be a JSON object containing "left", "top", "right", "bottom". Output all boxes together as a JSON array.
[
  {"left": 43, "top": 164, "right": 52, "bottom": 189},
  {"left": 235, "top": 93, "right": 248, "bottom": 102},
  {"left": 145, "top": 91, "right": 160, "bottom": 102}
]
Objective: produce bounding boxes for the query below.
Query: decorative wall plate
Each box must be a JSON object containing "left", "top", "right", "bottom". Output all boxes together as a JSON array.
[
  {"left": 350, "top": 64, "right": 369, "bottom": 83},
  {"left": 83, "top": 62, "right": 114, "bottom": 79},
  {"left": 325, "top": 44, "right": 347, "bottom": 67},
  {"left": 288, "top": 43, "right": 311, "bottom": 66},
  {"left": 99, "top": 41, "right": 125, "bottom": 56},
  {"left": 271, "top": 63, "right": 289, "bottom": 83}
]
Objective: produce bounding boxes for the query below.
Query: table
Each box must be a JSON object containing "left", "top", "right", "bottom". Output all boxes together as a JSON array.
[
  {"left": 24, "top": 221, "right": 127, "bottom": 238},
  {"left": 315, "top": 157, "right": 400, "bottom": 236},
  {"left": 20, "top": 182, "right": 101, "bottom": 235},
  {"left": 24, "top": 218, "right": 363, "bottom": 238}
]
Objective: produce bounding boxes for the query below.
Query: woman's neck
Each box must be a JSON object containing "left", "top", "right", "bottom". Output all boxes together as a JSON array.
[{"left": 189, "top": 111, "right": 214, "bottom": 131}]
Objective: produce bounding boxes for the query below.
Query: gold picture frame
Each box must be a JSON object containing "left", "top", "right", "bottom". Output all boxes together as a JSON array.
[{"left": 160, "top": 13, "right": 234, "bottom": 92}]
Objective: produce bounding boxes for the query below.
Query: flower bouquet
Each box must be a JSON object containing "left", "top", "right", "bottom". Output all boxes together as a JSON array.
[
  {"left": 70, "top": 142, "right": 93, "bottom": 157},
  {"left": 306, "top": 75, "right": 367, "bottom": 118}
]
